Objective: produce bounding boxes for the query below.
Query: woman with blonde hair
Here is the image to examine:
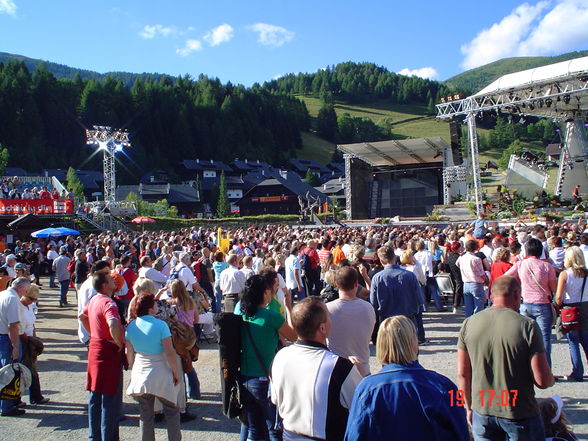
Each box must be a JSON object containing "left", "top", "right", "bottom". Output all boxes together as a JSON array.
[
  {"left": 345, "top": 316, "right": 469, "bottom": 441},
  {"left": 399, "top": 249, "right": 427, "bottom": 344},
  {"left": 555, "top": 246, "right": 588, "bottom": 381},
  {"left": 168, "top": 279, "right": 201, "bottom": 401}
]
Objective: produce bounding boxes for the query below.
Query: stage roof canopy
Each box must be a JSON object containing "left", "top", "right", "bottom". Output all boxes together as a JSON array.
[
  {"left": 337, "top": 137, "right": 449, "bottom": 167},
  {"left": 474, "top": 56, "right": 588, "bottom": 97}
]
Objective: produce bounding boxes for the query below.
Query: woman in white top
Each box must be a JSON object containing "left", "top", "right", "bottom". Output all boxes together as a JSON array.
[
  {"left": 399, "top": 249, "right": 427, "bottom": 344},
  {"left": 19, "top": 285, "right": 49, "bottom": 404},
  {"left": 555, "top": 246, "right": 588, "bottom": 381}
]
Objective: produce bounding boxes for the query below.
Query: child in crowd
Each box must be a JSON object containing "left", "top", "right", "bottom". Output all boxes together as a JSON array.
[{"left": 538, "top": 396, "right": 579, "bottom": 441}]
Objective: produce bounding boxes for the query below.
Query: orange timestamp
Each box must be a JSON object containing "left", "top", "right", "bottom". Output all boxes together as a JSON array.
[{"left": 448, "top": 389, "right": 519, "bottom": 407}]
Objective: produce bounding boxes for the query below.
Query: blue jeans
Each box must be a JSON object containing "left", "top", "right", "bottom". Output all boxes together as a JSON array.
[
  {"left": 567, "top": 328, "right": 588, "bottom": 379},
  {"left": 88, "top": 374, "right": 122, "bottom": 441},
  {"left": 214, "top": 284, "right": 222, "bottom": 313},
  {"left": 239, "top": 375, "right": 281, "bottom": 441},
  {"left": 472, "top": 411, "right": 544, "bottom": 441},
  {"left": 185, "top": 367, "right": 201, "bottom": 399},
  {"left": 59, "top": 280, "right": 69, "bottom": 304},
  {"left": 463, "top": 282, "right": 486, "bottom": 318},
  {"left": 415, "top": 312, "right": 426, "bottom": 342},
  {"left": 426, "top": 277, "right": 445, "bottom": 311},
  {"left": 291, "top": 286, "right": 306, "bottom": 301},
  {"left": 0, "top": 335, "right": 22, "bottom": 414},
  {"left": 520, "top": 303, "right": 553, "bottom": 367}
]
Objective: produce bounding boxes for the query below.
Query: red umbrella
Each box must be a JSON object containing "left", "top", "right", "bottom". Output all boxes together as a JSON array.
[{"left": 131, "top": 216, "right": 155, "bottom": 224}]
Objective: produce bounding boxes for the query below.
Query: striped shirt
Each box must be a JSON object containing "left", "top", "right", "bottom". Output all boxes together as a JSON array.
[
  {"left": 456, "top": 252, "right": 486, "bottom": 284},
  {"left": 271, "top": 341, "right": 362, "bottom": 441},
  {"left": 318, "top": 249, "right": 331, "bottom": 266}
]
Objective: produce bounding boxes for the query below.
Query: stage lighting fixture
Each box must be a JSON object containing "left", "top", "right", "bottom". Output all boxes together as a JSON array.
[
  {"left": 538, "top": 99, "right": 544, "bottom": 108},
  {"left": 440, "top": 97, "right": 445, "bottom": 103},
  {"left": 563, "top": 95, "right": 571, "bottom": 104}
]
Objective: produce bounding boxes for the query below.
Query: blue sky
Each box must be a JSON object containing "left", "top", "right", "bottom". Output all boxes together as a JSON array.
[{"left": 1, "top": 0, "right": 587, "bottom": 86}]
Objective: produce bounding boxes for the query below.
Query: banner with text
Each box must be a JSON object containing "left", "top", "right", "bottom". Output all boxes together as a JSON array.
[{"left": 0, "top": 199, "right": 74, "bottom": 215}]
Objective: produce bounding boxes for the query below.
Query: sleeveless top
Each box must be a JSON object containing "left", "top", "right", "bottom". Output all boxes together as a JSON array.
[
  {"left": 563, "top": 269, "right": 588, "bottom": 304},
  {"left": 175, "top": 307, "right": 195, "bottom": 326}
]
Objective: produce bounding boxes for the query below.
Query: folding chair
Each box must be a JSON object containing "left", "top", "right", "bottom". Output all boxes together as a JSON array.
[{"left": 434, "top": 273, "right": 455, "bottom": 305}]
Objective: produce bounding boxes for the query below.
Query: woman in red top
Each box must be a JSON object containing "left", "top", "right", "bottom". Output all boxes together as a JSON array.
[{"left": 489, "top": 247, "right": 513, "bottom": 291}]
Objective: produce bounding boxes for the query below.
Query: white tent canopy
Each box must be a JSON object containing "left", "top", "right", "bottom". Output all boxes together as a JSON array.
[{"left": 474, "top": 56, "right": 588, "bottom": 97}]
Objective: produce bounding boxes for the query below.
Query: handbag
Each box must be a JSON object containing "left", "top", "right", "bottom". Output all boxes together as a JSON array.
[
  {"left": 0, "top": 362, "right": 23, "bottom": 401},
  {"left": 561, "top": 276, "right": 586, "bottom": 332}
]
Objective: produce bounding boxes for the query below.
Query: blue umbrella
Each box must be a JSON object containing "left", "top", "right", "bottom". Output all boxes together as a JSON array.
[
  {"left": 31, "top": 227, "right": 66, "bottom": 238},
  {"left": 54, "top": 227, "right": 80, "bottom": 236}
]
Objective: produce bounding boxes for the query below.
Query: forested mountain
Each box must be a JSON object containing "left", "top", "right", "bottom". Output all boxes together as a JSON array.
[
  {"left": 0, "top": 60, "right": 309, "bottom": 181},
  {"left": 445, "top": 50, "right": 588, "bottom": 93},
  {"left": 0, "top": 52, "right": 165, "bottom": 87},
  {"left": 263, "top": 62, "right": 453, "bottom": 106}
]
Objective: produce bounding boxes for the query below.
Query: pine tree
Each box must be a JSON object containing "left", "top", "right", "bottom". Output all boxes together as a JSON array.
[
  {"left": 66, "top": 167, "right": 85, "bottom": 201},
  {"left": 0, "top": 144, "right": 9, "bottom": 176},
  {"left": 216, "top": 171, "right": 230, "bottom": 218},
  {"left": 317, "top": 103, "right": 338, "bottom": 142}
]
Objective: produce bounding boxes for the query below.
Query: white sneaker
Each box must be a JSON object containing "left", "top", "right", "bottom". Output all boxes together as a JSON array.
[{"left": 452, "top": 307, "right": 458, "bottom": 314}]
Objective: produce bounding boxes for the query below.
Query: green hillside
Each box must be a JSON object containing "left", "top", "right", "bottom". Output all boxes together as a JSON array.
[
  {"left": 0, "top": 52, "right": 166, "bottom": 87},
  {"left": 445, "top": 50, "right": 588, "bottom": 93}
]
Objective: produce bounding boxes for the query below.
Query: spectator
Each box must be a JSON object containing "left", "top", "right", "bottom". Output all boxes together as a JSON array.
[
  {"left": 489, "top": 247, "right": 512, "bottom": 291},
  {"left": 79, "top": 272, "right": 125, "bottom": 441},
  {"left": 555, "top": 246, "right": 588, "bottom": 381},
  {"left": 456, "top": 240, "right": 488, "bottom": 318},
  {"left": 53, "top": 246, "right": 71, "bottom": 307},
  {"left": 504, "top": 238, "right": 557, "bottom": 366},
  {"left": 285, "top": 245, "right": 305, "bottom": 301},
  {"left": 326, "top": 266, "right": 376, "bottom": 377},
  {"left": 369, "top": 246, "right": 421, "bottom": 324},
  {"left": 271, "top": 297, "right": 362, "bottom": 441},
  {"left": 345, "top": 315, "right": 469, "bottom": 441},
  {"left": 219, "top": 254, "right": 246, "bottom": 313},
  {"left": 457, "top": 276, "right": 554, "bottom": 440},
  {"left": 138, "top": 256, "right": 168, "bottom": 290},
  {"left": 212, "top": 251, "right": 228, "bottom": 313},
  {"left": 236, "top": 274, "right": 296, "bottom": 441}
]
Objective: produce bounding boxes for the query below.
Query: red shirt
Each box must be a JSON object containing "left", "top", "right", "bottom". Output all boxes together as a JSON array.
[
  {"left": 83, "top": 294, "right": 123, "bottom": 341},
  {"left": 118, "top": 267, "right": 137, "bottom": 300},
  {"left": 489, "top": 261, "right": 513, "bottom": 290}
]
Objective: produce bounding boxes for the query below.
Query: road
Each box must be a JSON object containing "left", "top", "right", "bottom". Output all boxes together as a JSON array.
[{"left": 1, "top": 281, "right": 586, "bottom": 440}]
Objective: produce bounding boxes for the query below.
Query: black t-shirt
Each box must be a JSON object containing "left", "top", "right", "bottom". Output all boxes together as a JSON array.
[{"left": 75, "top": 260, "right": 90, "bottom": 284}]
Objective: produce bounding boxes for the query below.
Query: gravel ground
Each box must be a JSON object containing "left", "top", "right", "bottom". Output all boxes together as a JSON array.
[{"left": 1, "top": 280, "right": 586, "bottom": 440}]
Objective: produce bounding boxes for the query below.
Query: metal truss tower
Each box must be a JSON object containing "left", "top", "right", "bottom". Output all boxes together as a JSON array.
[{"left": 85, "top": 126, "right": 130, "bottom": 204}]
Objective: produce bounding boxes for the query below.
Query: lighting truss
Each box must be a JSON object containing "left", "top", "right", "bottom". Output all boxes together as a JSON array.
[
  {"left": 85, "top": 126, "right": 130, "bottom": 204},
  {"left": 436, "top": 75, "right": 588, "bottom": 119}
]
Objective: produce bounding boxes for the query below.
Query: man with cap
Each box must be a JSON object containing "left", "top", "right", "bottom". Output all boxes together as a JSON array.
[
  {"left": 0, "top": 276, "right": 31, "bottom": 416},
  {"left": 53, "top": 246, "right": 71, "bottom": 307}
]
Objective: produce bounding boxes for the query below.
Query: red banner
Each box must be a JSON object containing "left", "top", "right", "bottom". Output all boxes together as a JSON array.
[{"left": 0, "top": 199, "right": 74, "bottom": 215}]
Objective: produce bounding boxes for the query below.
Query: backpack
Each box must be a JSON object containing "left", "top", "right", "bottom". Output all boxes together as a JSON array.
[
  {"left": 214, "top": 313, "right": 244, "bottom": 421},
  {"left": 300, "top": 249, "right": 313, "bottom": 274}
]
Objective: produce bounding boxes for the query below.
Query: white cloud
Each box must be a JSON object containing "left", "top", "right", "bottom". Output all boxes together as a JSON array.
[
  {"left": 398, "top": 67, "right": 439, "bottom": 79},
  {"left": 248, "top": 23, "right": 294, "bottom": 47},
  {"left": 0, "top": 0, "right": 16, "bottom": 16},
  {"left": 139, "top": 24, "right": 176, "bottom": 39},
  {"left": 176, "top": 39, "right": 203, "bottom": 56},
  {"left": 203, "top": 24, "right": 234, "bottom": 46},
  {"left": 460, "top": 0, "right": 588, "bottom": 70}
]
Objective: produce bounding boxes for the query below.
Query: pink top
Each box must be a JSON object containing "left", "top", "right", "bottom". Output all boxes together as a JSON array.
[
  {"left": 503, "top": 257, "right": 555, "bottom": 304},
  {"left": 83, "top": 294, "right": 123, "bottom": 341},
  {"left": 175, "top": 307, "right": 195, "bottom": 326}
]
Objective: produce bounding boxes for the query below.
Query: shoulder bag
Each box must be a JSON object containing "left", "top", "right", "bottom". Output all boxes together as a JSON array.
[
  {"left": 561, "top": 276, "right": 586, "bottom": 332},
  {"left": 526, "top": 260, "right": 558, "bottom": 327}
]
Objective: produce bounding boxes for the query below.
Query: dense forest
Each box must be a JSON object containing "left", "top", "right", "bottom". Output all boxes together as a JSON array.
[
  {"left": 0, "top": 60, "right": 310, "bottom": 182},
  {"left": 263, "top": 62, "right": 453, "bottom": 106}
]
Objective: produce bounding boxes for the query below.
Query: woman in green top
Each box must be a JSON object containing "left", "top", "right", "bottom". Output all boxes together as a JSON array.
[{"left": 237, "top": 274, "right": 296, "bottom": 441}]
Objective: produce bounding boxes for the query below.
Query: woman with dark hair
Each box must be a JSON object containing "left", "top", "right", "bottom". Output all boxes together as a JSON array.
[
  {"left": 125, "top": 292, "right": 182, "bottom": 441},
  {"left": 505, "top": 237, "right": 557, "bottom": 366},
  {"left": 236, "top": 274, "right": 296, "bottom": 441},
  {"left": 446, "top": 241, "right": 463, "bottom": 314}
]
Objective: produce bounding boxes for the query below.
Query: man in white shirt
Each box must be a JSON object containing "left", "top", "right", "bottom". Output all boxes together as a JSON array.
[
  {"left": 219, "top": 254, "right": 246, "bottom": 313},
  {"left": 174, "top": 252, "right": 206, "bottom": 296},
  {"left": 271, "top": 297, "right": 362, "bottom": 440},
  {"left": 0, "top": 277, "right": 31, "bottom": 416},
  {"left": 3, "top": 254, "right": 17, "bottom": 279},
  {"left": 138, "top": 256, "right": 168, "bottom": 289},
  {"left": 285, "top": 246, "right": 305, "bottom": 301},
  {"left": 240, "top": 255, "right": 255, "bottom": 280},
  {"left": 326, "top": 267, "right": 376, "bottom": 377},
  {"left": 46, "top": 245, "right": 59, "bottom": 288},
  {"left": 580, "top": 233, "right": 588, "bottom": 268}
]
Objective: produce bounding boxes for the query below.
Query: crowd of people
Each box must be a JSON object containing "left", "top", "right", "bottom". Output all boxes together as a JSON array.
[
  {"left": 0, "top": 177, "right": 70, "bottom": 200},
  {"left": 0, "top": 218, "right": 586, "bottom": 440}
]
